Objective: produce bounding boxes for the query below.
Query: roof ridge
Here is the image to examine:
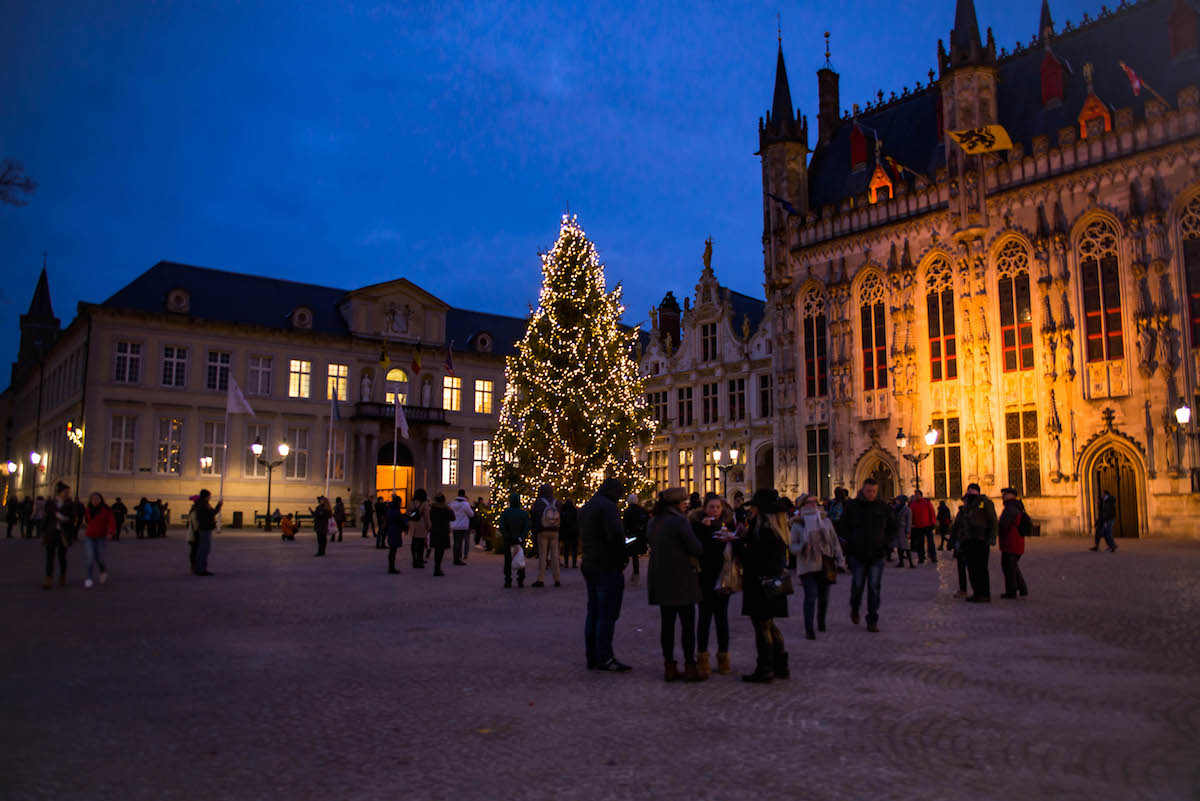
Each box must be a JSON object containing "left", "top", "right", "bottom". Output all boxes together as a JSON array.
[
  {"left": 151, "top": 260, "right": 350, "bottom": 294},
  {"left": 994, "top": 0, "right": 1148, "bottom": 64}
]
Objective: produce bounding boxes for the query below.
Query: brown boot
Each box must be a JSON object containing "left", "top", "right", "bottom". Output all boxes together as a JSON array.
[
  {"left": 684, "top": 661, "right": 708, "bottom": 682},
  {"left": 696, "top": 651, "right": 711, "bottom": 678},
  {"left": 42, "top": 576, "right": 52, "bottom": 590},
  {"left": 717, "top": 652, "right": 731, "bottom": 675},
  {"left": 664, "top": 660, "right": 681, "bottom": 682}
]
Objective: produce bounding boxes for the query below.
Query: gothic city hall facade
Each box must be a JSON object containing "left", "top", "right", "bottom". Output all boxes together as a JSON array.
[{"left": 759, "top": 0, "right": 1200, "bottom": 537}]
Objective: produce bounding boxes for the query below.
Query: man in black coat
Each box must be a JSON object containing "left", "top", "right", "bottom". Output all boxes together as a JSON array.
[
  {"left": 580, "top": 478, "right": 631, "bottom": 673},
  {"left": 840, "top": 477, "right": 896, "bottom": 632},
  {"left": 952, "top": 483, "right": 998, "bottom": 602}
]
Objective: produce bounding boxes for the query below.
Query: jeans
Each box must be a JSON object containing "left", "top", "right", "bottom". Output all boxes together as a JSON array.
[
  {"left": 849, "top": 556, "right": 885, "bottom": 626},
  {"left": 963, "top": 540, "right": 991, "bottom": 599},
  {"left": 411, "top": 537, "right": 426, "bottom": 568},
  {"left": 503, "top": 545, "right": 527, "bottom": 586},
  {"left": 452, "top": 530, "right": 469, "bottom": 562},
  {"left": 583, "top": 566, "right": 624, "bottom": 667},
  {"left": 537, "top": 532, "right": 561, "bottom": 583},
  {"left": 912, "top": 527, "right": 936, "bottom": 562},
  {"left": 799, "top": 571, "right": 830, "bottom": 636},
  {"left": 697, "top": 590, "right": 731, "bottom": 653},
  {"left": 751, "top": 616, "right": 784, "bottom": 672},
  {"left": 659, "top": 604, "right": 696, "bottom": 663},
  {"left": 194, "top": 529, "right": 213, "bottom": 572},
  {"left": 1001, "top": 552, "right": 1028, "bottom": 596},
  {"left": 85, "top": 538, "right": 107, "bottom": 581},
  {"left": 44, "top": 541, "right": 67, "bottom": 578},
  {"left": 1095, "top": 520, "right": 1116, "bottom": 549}
]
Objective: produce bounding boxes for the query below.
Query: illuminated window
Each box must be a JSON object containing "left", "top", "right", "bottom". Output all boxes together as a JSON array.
[
  {"left": 288, "top": 360, "right": 312, "bottom": 398},
  {"left": 201, "top": 421, "right": 224, "bottom": 475},
  {"left": 443, "top": 376, "right": 462, "bottom": 411},
  {"left": 161, "top": 346, "right": 187, "bottom": 388},
  {"left": 704, "top": 449, "right": 720, "bottom": 495},
  {"left": 441, "top": 438, "right": 459, "bottom": 485},
  {"left": 1079, "top": 220, "right": 1123, "bottom": 363},
  {"left": 113, "top": 341, "right": 141, "bottom": 384},
  {"left": 931, "top": 417, "right": 963, "bottom": 501},
  {"left": 1005, "top": 410, "right": 1041, "bottom": 497},
  {"left": 997, "top": 241, "right": 1034, "bottom": 372},
  {"left": 801, "top": 287, "right": 828, "bottom": 397},
  {"left": 926, "top": 259, "right": 957, "bottom": 381},
  {"left": 156, "top": 417, "right": 183, "bottom": 475},
  {"left": 327, "top": 363, "right": 348, "bottom": 401},
  {"left": 473, "top": 440, "right": 491, "bottom": 485},
  {"left": 474, "top": 380, "right": 494, "bottom": 414},
  {"left": 386, "top": 368, "right": 409, "bottom": 405},
  {"left": 859, "top": 273, "right": 888, "bottom": 390},
  {"left": 677, "top": 447, "right": 695, "bottom": 494},
  {"left": 648, "top": 449, "right": 669, "bottom": 490}
]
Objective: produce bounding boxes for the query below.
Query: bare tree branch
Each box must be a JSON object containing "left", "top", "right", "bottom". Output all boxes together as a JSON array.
[{"left": 0, "top": 159, "right": 37, "bottom": 206}]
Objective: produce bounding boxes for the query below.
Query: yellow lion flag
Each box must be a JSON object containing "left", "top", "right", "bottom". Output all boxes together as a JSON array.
[{"left": 949, "top": 125, "right": 1013, "bottom": 154}]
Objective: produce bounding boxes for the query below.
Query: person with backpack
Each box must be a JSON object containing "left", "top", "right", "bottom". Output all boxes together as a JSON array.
[
  {"left": 952, "top": 483, "right": 998, "bottom": 603},
  {"left": 997, "top": 487, "right": 1030, "bottom": 599},
  {"left": 449, "top": 490, "right": 474, "bottom": 565},
  {"left": 498, "top": 492, "right": 530, "bottom": 589},
  {"left": 408, "top": 489, "right": 430, "bottom": 569},
  {"left": 530, "top": 484, "right": 561, "bottom": 588},
  {"left": 622, "top": 493, "right": 650, "bottom": 583},
  {"left": 384, "top": 495, "right": 407, "bottom": 574}
]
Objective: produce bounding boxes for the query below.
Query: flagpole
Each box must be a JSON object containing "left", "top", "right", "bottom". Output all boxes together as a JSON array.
[
  {"left": 392, "top": 425, "right": 398, "bottom": 498},
  {"left": 219, "top": 409, "right": 230, "bottom": 501},
  {"left": 324, "top": 407, "right": 334, "bottom": 500}
]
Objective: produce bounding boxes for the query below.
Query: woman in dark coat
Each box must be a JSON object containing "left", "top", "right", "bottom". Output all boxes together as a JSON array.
[
  {"left": 647, "top": 487, "right": 706, "bottom": 682},
  {"left": 384, "top": 496, "right": 407, "bottom": 574},
  {"left": 733, "top": 488, "right": 790, "bottom": 683},
  {"left": 427, "top": 494, "right": 453, "bottom": 576},
  {"left": 691, "top": 494, "right": 736, "bottom": 677}
]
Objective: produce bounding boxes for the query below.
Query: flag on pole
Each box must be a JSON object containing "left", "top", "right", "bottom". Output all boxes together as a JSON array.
[
  {"left": 767, "top": 193, "right": 799, "bottom": 216},
  {"left": 330, "top": 386, "right": 342, "bottom": 422},
  {"left": 226, "top": 376, "right": 255, "bottom": 416},
  {"left": 1119, "top": 61, "right": 1143, "bottom": 96},
  {"left": 948, "top": 125, "right": 1013, "bottom": 154},
  {"left": 411, "top": 344, "right": 423, "bottom": 376},
  {"left": 394, "top": 396, "right": 409, "bottom": 440},
  {"left": 444, "top": 341, "right": 455, "bottom": 377}
]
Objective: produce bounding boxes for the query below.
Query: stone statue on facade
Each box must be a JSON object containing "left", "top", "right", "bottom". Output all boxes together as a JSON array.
[
  {"left": 702, "top": 237, "right": 713, "bottom": 272},
  {"left": 360, "top": 374, "right": 372, "bottom": 402}
]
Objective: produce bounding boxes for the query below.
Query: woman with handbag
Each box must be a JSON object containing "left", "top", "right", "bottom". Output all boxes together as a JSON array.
[
  {"left": 733, "top": 488, "right": 792, "bottom": 683},
  {"left": 790, "top": 494, "right": 846, "bottom": 640},
  {"left": 691, "top": 493, "right": 737, "bottom": 677},
  {"left": 647, "top": 487, "right": 706, "bottom": 682}
]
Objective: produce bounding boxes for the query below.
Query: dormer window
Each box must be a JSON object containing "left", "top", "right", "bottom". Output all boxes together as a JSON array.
[
  {"left": 291, "top": 307, "right": 313, "bottom": 330},
  {"left": 166, "top": 288, "right": 190, "bottom": 314},
  {"left": 1078, "top": 63, "right": 1112, "bottom": 140},
  {"left": 868, "top": 164, "right": 893, "bottom": 204},
  {"left": 472, "top": 332, "right": 493, "bottom": 353}
]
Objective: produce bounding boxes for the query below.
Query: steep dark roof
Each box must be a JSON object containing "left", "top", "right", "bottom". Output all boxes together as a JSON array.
[
  {"left": 25, "top": 267, "right": 55, "bottom": 320},
  {"left": 771, "top": 45, "right": 795, "bottom": 125},
  {"left": 951, "top": 0, "right": 984, "bottom": 56},
  {"left": 805, "top": 0, "right": 1198, "bottom": 213},
  {"left": 729, "top": 290, "right": 767, "bottom": 336},
  {"left": 100, "top": 261, "right": 531, "bottom": 356}
]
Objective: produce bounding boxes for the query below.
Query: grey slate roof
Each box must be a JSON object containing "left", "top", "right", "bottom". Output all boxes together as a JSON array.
[{"left": 729, "top": 289, "right": 767, "bottom": 335}]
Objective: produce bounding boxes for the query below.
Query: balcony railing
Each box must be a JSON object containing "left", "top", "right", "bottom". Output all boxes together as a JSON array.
[{"left": 354, "top": 402, "right": 447, "bottom": 424}]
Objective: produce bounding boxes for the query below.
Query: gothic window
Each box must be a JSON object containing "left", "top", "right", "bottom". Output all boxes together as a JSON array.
[
  {"left": 1181, "top": 196, "right": 1200, "bottom": 348},
  {"left": 806, "top": 426, "right": 831, "bottom": 500},
  {"left": 677, "top": 387, "right": 694, "bottom": 426},
  {"left": 1079, "top": 219, "right": 1124, "bottom": 363},
  {"left": 700, "top": 323, "right": 718, "bottom": 362},
  {"left": 1005, "top": 409, "right": 1041, "bottom": 497},
  {"left": 931, "top": 416, "right": 963, "bottom": 501},
  {"left": 925, "top": 259, "right": 957, "bottom": 381},
  {"left": 997, "top": 241, "right": 1035, "bottom": 372},
  {"left": 859, "top": 273, "right": 888, "bottom": 390},
  {"left": 801, "top": 287, "right": 828, "bottom": 397}
]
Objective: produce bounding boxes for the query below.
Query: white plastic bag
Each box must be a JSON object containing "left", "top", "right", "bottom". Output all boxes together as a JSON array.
[{"left": 512, "top": 545, "right": 527, "bottom": 569}]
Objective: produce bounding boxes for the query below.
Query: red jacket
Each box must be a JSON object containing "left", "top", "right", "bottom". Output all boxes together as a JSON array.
[
  {"left": 84, "top": 506, "right": 115, "bottom": 540},
  {"left": 909, "top": 497, "right": 936, "bottom": 529},
  {"left": 997, "top": 504, "right": 1026, "bottom": 555}
]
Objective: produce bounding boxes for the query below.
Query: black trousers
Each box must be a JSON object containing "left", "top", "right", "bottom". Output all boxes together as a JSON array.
[
  {"left": 561, "top": 536, "right": 579, "bottom": 567},
  {"left": 136, "top": 519, "right": 145, "bottom": 538},
  {"left": 335, "top": 521, "right": 344, "bottom": 542},
  {"left": 659, "top": 604, "right": 696, "bottom": 663},
  {"left": 956, "top": 549, "right": 969, "bottom": 592},
  {"left": 315, "top": 529, "right": 327, "bottom": 556},
  {"left": 362, "top": 517, "right": 374, "bottom": 537},
  {"left": 44, "top": 541, "right": 67, "bottom": 578},
  {"left": 697, "top": 589, "right": 730, "bottom": 653},
  {"left": 963, "top": 540, "right": 991, "bottom": 599},
  {"left": 411, "top": 537, "right": 426, "bottom": 568},
  {"left": 751, "top": 616, "right": 784, "bottom": 672},
  {"left": 503, "top": 546, "right": 526, "bottom": 586},
  {"left": 433, "top": 545, "right": 447, "bottom": 573},
  {"left": 387, "top": 545, "right": 400, "bottom": 572},
  {"left": 1001, "top": 552, "right": 1027, "bottom": 596}
]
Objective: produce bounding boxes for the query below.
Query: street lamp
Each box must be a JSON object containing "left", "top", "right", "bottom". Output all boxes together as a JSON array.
[
  {"left": 29, "top": 451, "right": 41, "bottom": 465},
  {"left": 897, "top": 426, "right": 939, "bottom": 494},
  {"left": 712, "top": 448, "right": 740, "bottom": 499},
  {"left": 251, "top": 437, "right": 290, "bottom": 531},
  {"left": 1176, "top": 403, "right": 1191, "bottom": 425},
  {"left": 5, "top": 460, "right": 16, "bottom": 473}
]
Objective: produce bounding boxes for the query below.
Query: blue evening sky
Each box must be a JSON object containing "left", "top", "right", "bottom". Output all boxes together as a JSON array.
[{"left": 1, "top": 0, "right": 1095, "bottom": 381}]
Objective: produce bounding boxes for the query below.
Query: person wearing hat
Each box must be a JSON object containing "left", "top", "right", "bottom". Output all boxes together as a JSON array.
[
  {"left": 580, "top": 478, "right": 633, "bottom": 672},
  {"left": 648, "top": 487, "right": 706, "bottom": 682},
  {"left": 951, "top": 483, "right": 998, "bottom": 602},
  {"left": 734, "top": 488, "right": 791, "bottom": 683},
  {"left": 840, "top": 478, "right": 896, "bottom": 632},
  {"left": 997, "top": 487, "right": 1030, "bottom": 598},
  {"left": 790, "top": 493, "right": 846, "bottom": 640}
]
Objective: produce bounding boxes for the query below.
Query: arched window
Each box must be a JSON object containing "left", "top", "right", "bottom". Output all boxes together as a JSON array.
[
  {"left": 925, "top": 258, "right": 957, "bottom": 381},
  {"left": 801, "top": 287, "right": 828, "bottom": 397},
  {"left": 859, "top": 273, "right": 887, "bottom": 390},
  {"left": 997, "top": 240, "right": 1034, "bottom": 372},
  {"left": 385, "top": 368, "right": 409, "bottom": 405},
  {"left": 1181, "top": 196, "right": 1200, "bottom": 349},
  {"left": 1079, "top": 220, "right": 1124, "bottom": 363}
]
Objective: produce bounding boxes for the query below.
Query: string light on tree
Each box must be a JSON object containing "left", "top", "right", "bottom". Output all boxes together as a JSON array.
[{"left": 487, "top": 215, "right": 656, "bottom": 506}]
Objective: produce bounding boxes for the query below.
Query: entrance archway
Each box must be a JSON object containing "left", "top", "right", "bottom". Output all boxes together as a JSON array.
[
  {"left": 755, "top": 445, "right": 775, "bottom": 491},
  {"left": 1092, "top": 447, "right": 1140, "bottom": 538},
  {"left": 1078, "top": 435, "right": 1147, "bottom": 539},
  {"left": 854, "top": 449, "right": 897, "bottom": 500},
  {"left": 377, "top": 442, "right": 415, "bottom": 509}
]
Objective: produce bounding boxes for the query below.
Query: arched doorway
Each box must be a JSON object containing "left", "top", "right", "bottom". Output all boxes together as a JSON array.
[
  {"left": 755, "top": 445, "right": 774, "bottom": 491},
  {"left": 377, "top": 442, "right": 415, "bottom": 509},
  {"left": 854, "top": 449, "right": 897, "bottom": 500},
  {"left": 1092, "top": 447, "right": 1140, "bottom": 538}
]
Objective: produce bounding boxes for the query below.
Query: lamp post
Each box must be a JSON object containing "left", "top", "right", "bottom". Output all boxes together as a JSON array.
[
  {"left": 251, "top": 437, "right": 289, "bottom": 531},
  {"left": 1176, "top": 403, "right": 1194, "bottom": 490},
  {"left": 897, "top": 426, "right": 939, "bottom": 494},
  {"left": 712, "top": 448, "right": 740, "bottom": 499}
]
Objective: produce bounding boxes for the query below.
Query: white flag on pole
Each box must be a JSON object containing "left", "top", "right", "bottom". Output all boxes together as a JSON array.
[
  {"left": 226, "top": 376, "right": 255, "bottom": 416},
  {"left": 394, "top": 397, "right": 409, "bottom": 440}
]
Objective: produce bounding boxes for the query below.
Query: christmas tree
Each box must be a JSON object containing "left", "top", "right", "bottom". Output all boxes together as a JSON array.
[{"left": 488, "top": 215, "right": 654, "bottom": 505}]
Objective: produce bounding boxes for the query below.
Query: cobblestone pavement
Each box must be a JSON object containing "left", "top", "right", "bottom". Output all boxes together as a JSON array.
[{"left": 2, "top": 531, "right": 1199, "bottom": 801}]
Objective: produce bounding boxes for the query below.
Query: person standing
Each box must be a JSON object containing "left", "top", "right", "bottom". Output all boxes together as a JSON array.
[
  {"left": 909, "top": 490, "right": 936, "bottom": 564},
  {"left": 559, "top": 498, "right": 580, "bottom": 569},
  {"left": 384, "top": 496, "right": 407, "bottom": 574},
  {"left": 1091, "top": 490, "right": 1118, "bottom": 552},
  {"left": 953, "top": 483, "right": 997, "bottom": 603},
  {"left": 950, "top": 500, "right": 969, "bottom": 597},
  {"left": 449, "top": 490, "right": 474, "bottom": 565},
  {"left": 361, "top": 497, "right": 375, "bottom": 539},
  {"left": 828, "top": 487, "right": 849, "bottom": 534},
  {"left": 428, "top": 494, "right": 453, "bottom": 576},
  {"left": 936, "top": 500, "right": 953, "bottom": 550},
  {"left": 692, "top": 494, "right": 735, "bottom": 677},
  {"left": 997, "top": 488, "right": 1030, "bottom": 599},
  {"left": 648, "top": 488, "right": 706, "bottom": 683},
  {"left": 892, "top": 495, "right": 915, "bottom": 568},
  {"left": 333, "top": 497, "right": 346, "bottom": 542},
  {"left": 311, "top": 496, "right": 332, "bottom": 557},
  {"left": 41, "top": 482, "right": 73, "bottom": 589},
  {"left": 110, "top": 497, "right": 127, "bottom": 541},
  {"left": 621, "top": 494, "right": 650, "bottom": 583},
  {"left": 498, "top": 492, "right": 530, "bottom": 589},
  {"left": 134, "top": 497, "right": 147, "bottom": 538},
  {"left": 408, "top": 489, "right": 430, "bottom": 569},
  {"left": 731, "top": 491, "right": 748, "bottom": 526},
  {"left": 192, "top": 489, "right": 221, "bottom": 576},
  {"left": 733, "top": 489, "right": 791, "bottom": 683},
  {"left": 580, "top": 478, "right": 632, "bottom": 672},
  {"left": 790, "top": 494, "right": 846, "bottom": 640},
  {"left": 32, "top": 495, "right": 47, "bottom": 540},
  {"left": 5, "top": 496, "right": 17, "bottom": 538},
  {"left": 530, "top": 485, "right": 561, "bottom": 587},
  {"left": 841, "top": 478, "right": 895, "bottom": 633},
  {"left": 374, "top": 496, "right": 388, "bottom": 549},
  {"left": 20, "top": 496, "right": 33, "bottom": 538},
  {"left": 82, "top": 493, "right": 115, "bottom": 588}
]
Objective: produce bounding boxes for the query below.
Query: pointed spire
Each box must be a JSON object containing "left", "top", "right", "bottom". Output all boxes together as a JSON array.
[
  {"left": 771, "top": 43, "right": 795, "bottom": 124},
  {"left": 1039, "top": 0, "right": 1054, "bottom": 40},
  {"left": 26, "top": 263, "right": 54, "bottom": 320},
  {"left": 951, "top": 0, "right": 982, "bottom": 55}
]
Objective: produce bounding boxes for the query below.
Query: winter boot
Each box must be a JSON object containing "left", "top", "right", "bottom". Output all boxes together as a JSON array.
[
  {"left": 773, "top": 650, "right": 790, "bottom": 680},
  {"left": 683, "top": 661, "right": 708, "bottom": 683},
  {"left": 664, "top": 660, "right": 682, "bottom": 682},
  {"left": 696, "top": 652, "right": 711, "bottom": 678},
  {"left": 716, "top": 652, "right": 732, "bottom": 675}
]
